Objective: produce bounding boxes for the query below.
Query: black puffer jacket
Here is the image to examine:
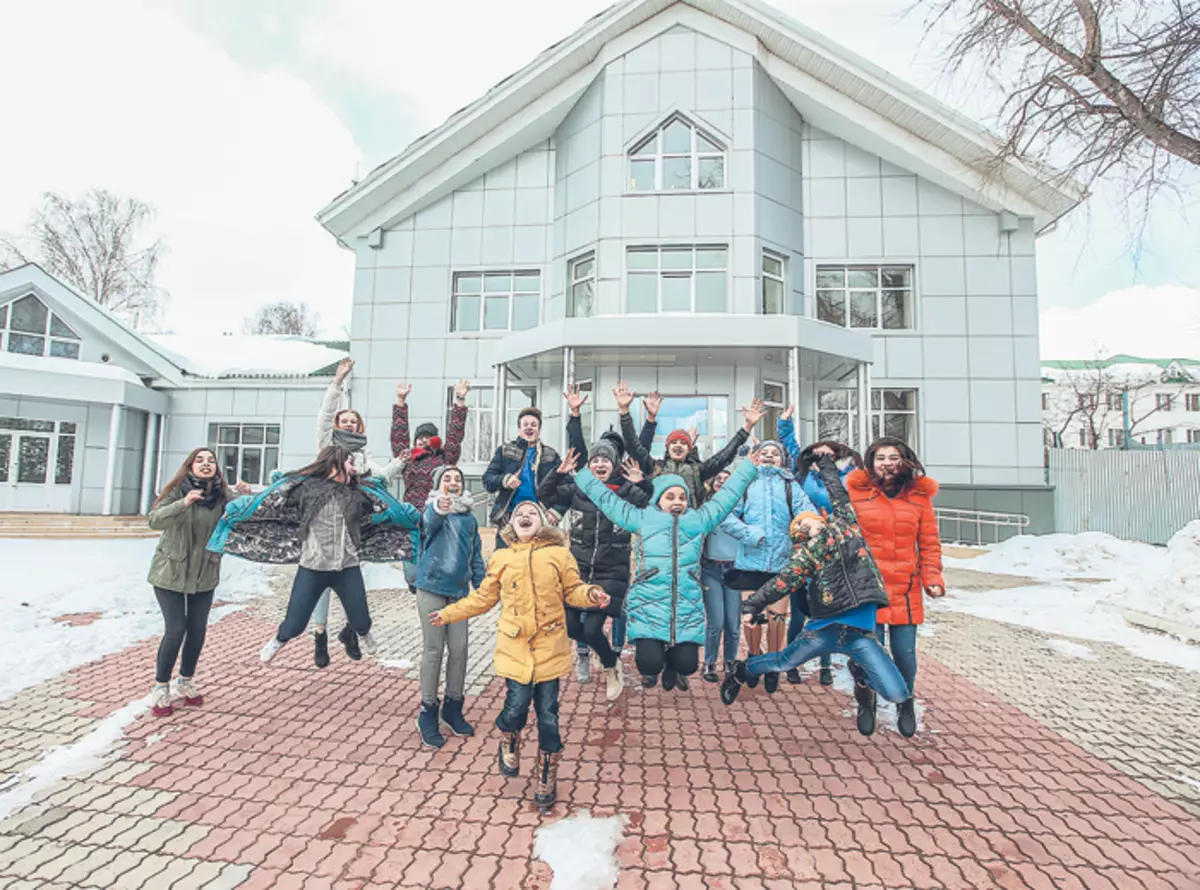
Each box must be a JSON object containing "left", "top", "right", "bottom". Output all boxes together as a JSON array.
[
  {"left": 742, "top": 456, "right": 888, "bottom": 620},
  {"left": 538, "top": 471, "right": 651, "bottom": 616}
]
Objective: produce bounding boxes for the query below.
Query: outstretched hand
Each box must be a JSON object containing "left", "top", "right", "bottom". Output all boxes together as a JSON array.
[
  {"left": 453, "top": 379, "right": 470, "bottom": 402},
  {"left": 396, "top": 382, "right": 412, "bottom": 405},
  {"left": 335, "top": 358, "right": 354, "bottom": 384},
  {"left": 781, "top": 404, "right": 795, "bottom": 421},
  {"left": 927, "top": 585, "right": 946, "bottom": 598},
  {"left": 613, "top": 380, "right": 635, "bottom": 413},
  {"left": 564, "top": 383, "right": 589, "bottom": 417},
  {"left": 643, "top": 390, "right": 663, "bottom": 421},
  {"left": 559, "top": 448, "right": 581, "bottom": 475},
  {"left": 428, "top": 610, "right": 446, "bottom": 627},
  {"left": 741, "top": 397, "right": 766, "bottom": 430},
  {"left": 621, "top": 456, "right": 644, "bottom": 484}
]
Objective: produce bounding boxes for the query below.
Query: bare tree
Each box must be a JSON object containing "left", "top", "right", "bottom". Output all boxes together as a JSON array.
[
  {"left": 243, "top": 301, "right": 320, "bottom": 337},
  {"left": 916, "top": 1, "right": 1200, "bottom": 209},
  {"left": 0, "top": 190, "right": 166, "bottom": 328}
]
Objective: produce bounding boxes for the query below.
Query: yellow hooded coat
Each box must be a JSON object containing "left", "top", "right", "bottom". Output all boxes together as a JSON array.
[{"left": 437, "top": 525, "right": 599, "bottom": 684}]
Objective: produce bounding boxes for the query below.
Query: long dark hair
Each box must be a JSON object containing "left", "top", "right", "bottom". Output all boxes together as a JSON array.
[
  {"left": 864, "top": 436, "right": 925, "bottom": 494},
  {"left": 291, "top": 445, "right": 359, "bottom": 485},
  {"left": 153, "top": 447, "right": 230, "bottom": 509},
  {"left": 796, "top": 440, "right": 862, "bottom": 477}
]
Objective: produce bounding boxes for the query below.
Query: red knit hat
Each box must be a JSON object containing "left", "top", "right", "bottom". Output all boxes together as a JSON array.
[{"left": 665, "top": 429, "right": 693, "bottom": 449}]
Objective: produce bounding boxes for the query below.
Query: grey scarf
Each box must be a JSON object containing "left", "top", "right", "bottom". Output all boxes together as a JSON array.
[{"left": 332, "top": 429, "right": 368, "bottom": 453}]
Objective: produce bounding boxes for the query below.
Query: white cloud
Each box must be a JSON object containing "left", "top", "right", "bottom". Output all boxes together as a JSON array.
[
  {"left": 1040, "top": 284, "right": 1200, "bottom": 360},
  {"left": 0, "top": 0, "right": 362, "bottom": 335}
]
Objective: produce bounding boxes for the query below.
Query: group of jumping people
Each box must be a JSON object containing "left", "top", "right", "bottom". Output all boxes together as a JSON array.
[{"left": 144, "top": 359, "right": 944, "bottom": 808}]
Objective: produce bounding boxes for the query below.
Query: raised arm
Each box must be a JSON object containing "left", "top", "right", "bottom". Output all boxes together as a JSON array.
[
  {"left": 815, "top": 453, "right": 855, "bottom": 522},
  {"left": 537, "top": 468, "right": 576, "bottom": 515},
  {"left": 700, "top": 397, "right": 766, "bottom": 481},
  {"left": 444, "top": 380, "right": 469, "bottom": 464},
  {"left": 575, "top": 467, "right": 644, "bottom": 534},
  {"left": 614, "top": 381, "right": 653, "bottom": 473},
  {"left": 422, "top": 500, "right": 449, "bottom": 539},
  {"left": 391, "top": 383, "right": 411, "bottom": 456},
  {"left": 695, "top": 458, "right": 758, "bottom": 535},
  {"left": 563, "top": 385, "right": 589, "bottom": 463},
  {"left": 317, "top": 378, "right": 345, "bottom": 449},
  {"left": 777, "top": 408, "right": 801, "bottom": 463}
]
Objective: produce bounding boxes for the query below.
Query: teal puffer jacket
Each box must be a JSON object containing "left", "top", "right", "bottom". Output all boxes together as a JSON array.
[
  {"left": 576, "top": 458, "right": 757, "bottom": 646},
  {"left": 727, "top": 465, "right": 814, "bottom": 574}
]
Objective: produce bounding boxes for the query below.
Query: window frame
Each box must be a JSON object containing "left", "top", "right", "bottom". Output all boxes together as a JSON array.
[
  {"left": 206, "top": 422, "right": 282, "bottom": 486},
  {"left": 627, "top": 115, "right": 728, "bottom": 194},
  {"left": 814, "top": 264, "right": 916, "bottom": 331},
  {"left": 449, "top": 385, "right": 540, "bottom": 463},
  {"left": 625, "top": 245, "right": 729, "bottom": 314},
  {"left": 0, "top": 417, "right": 77, "bottom": 485},
  {"left": 1187, "top": 394, "right": 1200, "bottom": 412},
  {"left": 762, "top": 380, "right": 787, "bottom": 441},
  {"left": 450, "top": 270, "right": 542, "bottom": 334},
  {"left": 1155, "top": 393, "right": 1174, "bottom": 411},
  {"left": 567, "top": 253, "right": 596, "bottom": 319},
  {"left": 814, "top": 387, "right": 919, "bottom": 452},
  {"left": 762, "top": 251, "right": 787, "bottom": 316},
  {"left": 1188, "top": 429, "right": 1200, "bottom": 444},
  {"left": 0, "top": 294, "right": 82, "bottom": 359}
]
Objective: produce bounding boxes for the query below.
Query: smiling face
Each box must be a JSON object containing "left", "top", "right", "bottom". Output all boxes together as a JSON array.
[
  {"left": 757, "top": 444, "right": 782, "bottom": 467},
  {"left": 667, "top": 439, "right": 690, "bottom": 461},
  {"left": 334, "top": 410, "right": 363, "bottom": 434},
  {"left": 511, "top": 502, "right": 544, "bottom": 541},
  {"left": 657, "top": 486, "right": 689, "bottom": 516},
  {"left": 518, "top": 415, "right": 540, "bottom": 443},
  {"left": 589, "top": 455, "right": 614, "bottom": 482},
  {"left": 415, "top": 434, "right": 432, "bottom": 449},
  {"left": 872, "top": 445, "right": 904, "bottom": 478},
  {"left": 191, "top": 450, "right": 218, "bottom": 479},
  {"left": 438, "top": 468, "right": 464, "bottom": 496},
  {"left": 711, "top": 470, "right": 730, "bottom": 492},
  {"left": 798, "top": 516, "right": 827, "bottom": 539}
]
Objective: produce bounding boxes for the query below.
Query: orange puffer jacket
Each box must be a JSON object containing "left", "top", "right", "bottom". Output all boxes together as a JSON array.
[{"left": 845, "top": 470, "right": 944, "bottom": 626}]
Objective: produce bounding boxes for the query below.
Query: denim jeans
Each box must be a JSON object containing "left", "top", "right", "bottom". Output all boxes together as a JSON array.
[
  {"left": 278, "top": 567, "right": 371, "bottom": 642},
  {"left": 877, "top": 623, "right": 918, "bottom": 696},
  {"left": 495, "top": 679, "right": 561, "bottom": 752},
  {"left": 701, "top": 560, "right": 741, "bottom": 666},
  {"left": 787, "top": 587, "right": 831, "bottom": 671},
  {"left": 611, "top": 615, "right": 627, "bottom": 651},
  {"left": 746, "top": 624, "right": 909, "bottom": 703}
]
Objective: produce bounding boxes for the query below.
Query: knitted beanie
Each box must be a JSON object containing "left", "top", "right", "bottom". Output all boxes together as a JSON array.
[
  {"left": 588, "top": 440, "right": 620, "bottom": 466},
  {"left": 665, "top": 429, "right": 693, "bottom": 449}
]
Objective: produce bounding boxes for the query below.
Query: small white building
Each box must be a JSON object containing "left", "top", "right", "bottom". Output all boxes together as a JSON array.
[
  {"left": 0, "top": 264, "right": 348, "bottom": 514},
  {"left": 1042, "top": 356, "right": 1200, "bottom": 449}
]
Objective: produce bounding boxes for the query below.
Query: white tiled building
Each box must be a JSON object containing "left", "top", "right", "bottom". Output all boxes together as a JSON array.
[{"left": 316, "top": 0, "right": 1082, "bottom": 531}]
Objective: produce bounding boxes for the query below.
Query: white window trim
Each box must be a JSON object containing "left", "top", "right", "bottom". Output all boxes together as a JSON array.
[
  {"left": 0, "top": 294, "right": 83, "bottom": 359},
  {"left": 207, "top": 422, "right": 282, "bottom": 486},
  {"left": 567, "top": 253, "right": 596, "bottom": 319},
  {"left": 814, "top": 386, "right": 920, "bottom": 451},
  {"left": 450, "top": 270, "right": 542, "bottom": 335},
  {"left": 0, "top": 417, "right": 78, "bottom": 485},
  {"left": 762, "top": 250, "right": 787, "bottom": 316},
  {"left": 624, "top": 244, "right": 729, "bottom": 314},
  {"left": 625, "top": 113, "right": 729, "bottom": 195},
  {"left": 806, "top": 257, "right": 921, "bottom": 333}
]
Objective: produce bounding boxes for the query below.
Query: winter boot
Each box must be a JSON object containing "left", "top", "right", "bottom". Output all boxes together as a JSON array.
[
  {"left": 849, "top": 663, "right": 877, "bottom": 736},
  {"left": 151, "top": 683, "right": 173, "bottom": 718},
  {"left": 720, "top": 661, "right": 745, "bottom": 706},
  {"left": 576, "top": 656, "right": 591, "bottom": 684},
  {"left": 724, "top": 660, "right": 737, "bottom": 680},
  {"left": 313, "top": 631, "right": 330, "bottom": 669},
  {"left": 763, "top": 672, "right": 780, "bottom": 694},
  {"left": 260, "top": 637, "right": 284, "bottom": 663},
  {"left": 338, "top": 625, "right": 362, "bottom": 661},
  {"left": 897, "top": 698, "right": 917, "bottom": 738},
  {"left": 533, "top": 750, "right": 561, "bottom": 809},
  {"left": 175, "top": 676, "right": 203, "bottom": 707},
  {"left": 641, "top": 674, "right": 658, "bottom": 688},
  {"left": 661, "top": 667, "right": 678, "bottom": 692},
  {"left": 417, "top": 700, "right": 445, "bottom": 749},
  {"left": 702, "top": 663, "right": 719, "bottom": 683},
  {"left": 498, "top": 731, "right": 521, "bottom": 777},
  {"left": 819, "top": 665, "right": 834, "bottom": 687},
  {"left": 604, "top": 665, "right": 624, "bottom": 702},
  {"left": 441, "top": 697, "right": 475, "bottom": 737},
  {"left": 362, "top": 631, "right": 379, "bottom": 657},
  {"left": 786, "top": 668, "right": 803, "bottom": 684},
  {"left": 675, "top": 673, "right": 690, "bottom": 691}
]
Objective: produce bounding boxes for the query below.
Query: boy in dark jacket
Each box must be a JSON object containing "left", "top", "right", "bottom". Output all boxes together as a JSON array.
[
  {"left": 482, "top": 407, "right": 561, "bottom": 546},
  {"left": 720, "top": 453, "right": 910, "bottom": 737}
]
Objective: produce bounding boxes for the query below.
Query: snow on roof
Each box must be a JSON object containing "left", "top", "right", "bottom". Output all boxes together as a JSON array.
[
  {"left": 0, "top": 349, "right": 146, "bottom": 386},
  {"left": 1041, "top": 355, "right": 1200, "bottom": 384},
  {"left": 146, "top": 334, "right": 348, "bottom": 380}
]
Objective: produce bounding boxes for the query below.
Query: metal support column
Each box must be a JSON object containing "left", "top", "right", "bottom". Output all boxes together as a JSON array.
[
  {"left": 856, "top": 361, "right": 872, "bottom": 451},
  {"left": 561, "top": 346, "right": 574, "bottom": 449},
  {"left": 138, "top": 412, "right": 158, "bottom": 515},
  {"left": 496, "top": 362, "right": 509, "bottom": 448},
  {"left": 102, "top": 404, "right": 122, "bottom": 516},
  {"left": 787, "top": 347, "right": 801, "bottom": 416},
  {"left": 154, "top": 413, "right": 168, "bottom": 492}
]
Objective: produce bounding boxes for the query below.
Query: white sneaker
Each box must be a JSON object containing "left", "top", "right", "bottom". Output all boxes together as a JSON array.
[
  {"left": 260, "top": 637, "right": 284, "bottom": 663},
  {"left": 361, "top": 631, "right": 379, "bottom": 657},
  {"left": 175, "top": 676, "right": 203, "bottom": 706},
  {"left": 151, "top": 683, "right": 173, "bottom": 717},
  {"left": 605, "top": 665, "right": 624, "bottom": 702}
]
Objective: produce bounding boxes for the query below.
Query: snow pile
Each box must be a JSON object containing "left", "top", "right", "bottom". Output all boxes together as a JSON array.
[
  {"left": 0, "top": 694, "right": 148, "bottom": 819},
  {"left": 0, "top": 539, "right": 279, "bottom": 701},
  {"left": 533, "top": 810, "right": 626, "bottom": 890},
  {"left": 148, "top": 333, "right": 346, "bottom": 379},
  {"left": 1045, "top": 639, "right": 1097, "bottom": 661},
  {"left": 1098, "top": 520, "right": 1200, "bottom": 629},
  {"left": 944, "top": 531, "right": 1160, "bottom": 581},
  {"left": 361, "top": 562, "right": 410, "bottom": 592}
]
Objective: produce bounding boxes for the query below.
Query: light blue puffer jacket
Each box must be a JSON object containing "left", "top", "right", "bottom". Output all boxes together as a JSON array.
[
  {"left": 727, "top": 465, "right": 814, "bottom": 573},
  {"left": 576, "top": 459, "right": 757, "bottom": 646}
]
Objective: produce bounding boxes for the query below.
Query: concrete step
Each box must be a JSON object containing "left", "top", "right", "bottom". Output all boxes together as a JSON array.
[
  {"left": 0, "top": 529, "right": 160, "bottom": 539},
  {"left": 0, "top": 512, "right": 160, "bottom": 539}
]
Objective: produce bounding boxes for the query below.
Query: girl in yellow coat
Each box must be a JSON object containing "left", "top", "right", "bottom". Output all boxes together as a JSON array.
[{"left": 431, "top": 500, "right": 608, "bottom": 808}]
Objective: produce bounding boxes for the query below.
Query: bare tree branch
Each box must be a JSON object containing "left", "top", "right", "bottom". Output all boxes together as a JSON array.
[{"left": 243, "top": 302, "right": 320, "bottom": 337}]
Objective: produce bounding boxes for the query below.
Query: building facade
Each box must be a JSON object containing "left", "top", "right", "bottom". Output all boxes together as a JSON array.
[{"left": 317, "top": 0, "right": 1082, "bottom": 531}]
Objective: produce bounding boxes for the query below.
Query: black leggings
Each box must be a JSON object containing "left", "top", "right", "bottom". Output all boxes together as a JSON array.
[
  {"left": 565, "top": 608, "right": 618, "bottom": 669},
  {"left": 277, "top": 566, "right": 371, "bottom": 642},
  {"left": 154, "top": 588, "right": 215, "bottom": 684},
  {"left": 635, "top": 640, "right": 699, "bottom": 679}
]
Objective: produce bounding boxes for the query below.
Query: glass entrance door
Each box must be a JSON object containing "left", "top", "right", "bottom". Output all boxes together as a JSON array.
[{"left": 0, "top": 418, "right": 78, "bottom": 511}]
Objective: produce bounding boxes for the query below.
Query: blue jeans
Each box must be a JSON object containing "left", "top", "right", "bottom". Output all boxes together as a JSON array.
[
  {"left": 877, "top": 623, "right": 918, "bottom": 696},
  {"left": 788, "top": 587, "right": 831, "bottom": 671},
  {"left": 701, "top": 561, "right": 741, "bottom": 666},
  {"left": 495, "top": 679, "right": 562, "bottom": 752},
  {"left": 611, "top": 615, "right": 627, "bottom": 651},
  {"left": 745, "top": 625, "right": 909, "bottom": 703}
]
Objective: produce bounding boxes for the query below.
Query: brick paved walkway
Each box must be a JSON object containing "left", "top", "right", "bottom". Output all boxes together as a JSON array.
[{"left": 1, "top": 583, "right": 1199, "bottom": 889}]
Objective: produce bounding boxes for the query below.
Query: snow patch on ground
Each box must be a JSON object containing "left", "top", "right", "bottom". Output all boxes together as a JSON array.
[
  {"left": 0, "top": 539, "right": 279, "bottom": 702},
  {"left": 533, "top": 810, "right": 626, "bottom": 890},
  {"left": 827, "top": 655, "right": 924, "bottom": 736},
  {"left": 1045, "top": 639, "right": 1097, "bottom": 661},
  {"left": 943, "top": 531, "right": 1161, "bottom": 581},
  {"left": 380, "top": 658, "right": 414, "bottom": 671},
  {"left": 0, "top": 694, "right": 148, "bottom": 819},
  {"left": 1177, "top": 774, "right": 1200, "bottom": 792},
  {"left": 361, "top": 562, "right": 410, "bottom": 592},
  {"left": 1138, "top": 677, "right": 1180, "bottom": 692}
]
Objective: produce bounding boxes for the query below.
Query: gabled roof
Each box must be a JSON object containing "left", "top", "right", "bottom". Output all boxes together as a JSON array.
[
  {"left": 147, "top": 334, "right": 349, "bottom": 380},
  {"left": 0, "top": 263, "right": 185, "bottom": 385},
  {"left": 317, "top": 0, "right": 1085, "bottom": 240}
]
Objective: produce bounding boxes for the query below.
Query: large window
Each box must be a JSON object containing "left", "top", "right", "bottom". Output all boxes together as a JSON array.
[
  {"left": 639, "top": 396, "right": 728, "bottom": 459},
  {"left": 816, "top": 388, "right": 918, "bottom": 450},
  {"left": 762, "top": 381, "right": 786, "bottom": 440},
  {"left": 452, "top": 271, "right": 540, "bottom": 333},
  {"left": 816, "top": 266, "right": 914, "bottom": 330},
  {"left": 1, "top": 295, "right": 82, "bottom": 359},
  {"left": 1188, "top": 430, "right": 1200, "bottom": 444},
  {"left": 451, "top": 385, "right": 538, "bottom": 462},
  {"left": 627, "top": 246, "right": 727, "bottom": 313},
  {"left": 208, "top": 423, "right": 280, "bottom": 486},
  {"left": 1156, "top": 393, "right": 1174, "bottom": 411},
  {"left": 0, "top": 418, "right": 76, "bottom": 485},
  {"left": 628, "top": 116, "right": 726, "bottom": 192},
  {"left": 568, "top": 254, "right": 595, "bottom": 319},
  {"left": 1187, "top": 394, "right": 1200, "bottom": 412},
  {"left": 762, "top": 252, "right": 786, "bottom": 315}
]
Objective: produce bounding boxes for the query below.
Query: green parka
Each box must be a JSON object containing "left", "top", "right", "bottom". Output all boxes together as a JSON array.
[{"left": 147, "top": 489, "right": 225, "bottom": 593}]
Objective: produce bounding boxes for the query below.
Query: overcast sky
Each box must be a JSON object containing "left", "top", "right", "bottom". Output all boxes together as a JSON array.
[{"left": 0, "top": 0, "right": 1196, "bottom": 358}]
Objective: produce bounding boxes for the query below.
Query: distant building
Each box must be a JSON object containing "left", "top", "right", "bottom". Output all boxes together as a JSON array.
[{"left": 1041, "top": 356, "right": 1200, "bottom": 449}]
